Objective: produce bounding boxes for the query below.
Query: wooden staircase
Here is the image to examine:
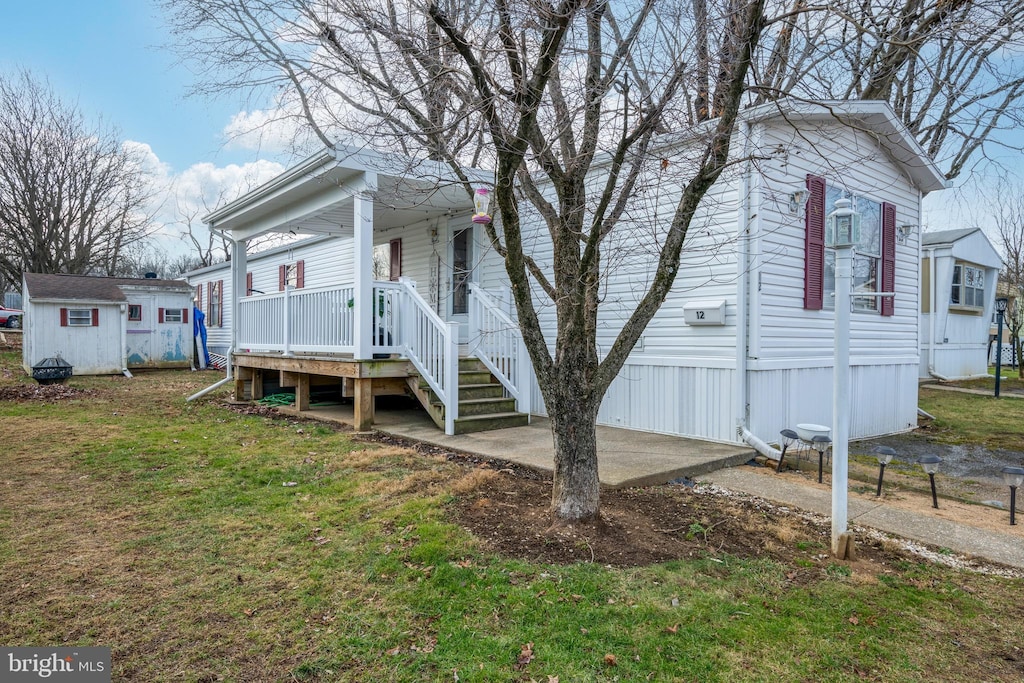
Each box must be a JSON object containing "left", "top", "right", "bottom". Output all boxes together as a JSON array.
[{"left": 407, "top": 357, "right": 530, "bottom": 434}]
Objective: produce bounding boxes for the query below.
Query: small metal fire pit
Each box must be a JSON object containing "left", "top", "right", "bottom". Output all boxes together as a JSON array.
[{"left": 32, "top": 356, "right": 73, "bottom": 385}]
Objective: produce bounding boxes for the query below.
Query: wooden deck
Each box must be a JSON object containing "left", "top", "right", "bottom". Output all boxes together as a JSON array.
[{"left": 232, "top": 352, "right": 415, "bottom": 430}]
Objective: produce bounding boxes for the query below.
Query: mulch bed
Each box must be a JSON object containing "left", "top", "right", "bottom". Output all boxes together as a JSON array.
[{"left": 0, "top": 383, "right": 96, "bottom": 402}]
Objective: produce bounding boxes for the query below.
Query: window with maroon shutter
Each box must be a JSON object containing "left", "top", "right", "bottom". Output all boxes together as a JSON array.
[
  {"left": 63, "top": 308, "right": 96, "bottom": 326},
  {"left": 279, "top": 265, "right": 287, "bottom": 291},
  {"left": 880, "top": 202, "right": 896, "bottom": 316},
  {"left": 804, "top": 175, "right": 826, "bottom": 310},
  {"left": 215, "top": 280, "right": 223, "bottom": 327},
  {"left": 128, "top": 304, "right": 142, "bottom": 321},
  {"left": 295, "top": 260, "right": 305, "bottom": 288},
  {"left": 182, "top": 307, "right": 189, "bottom": 324},
  {"left": 389, "top": 239, "right": 402, "bottom": 281},
  {"left": 209, "top": 281, "right": 223, "bottom": 327},
  {"left": 161, "top": 308, "right": 186, "bottom": 323},
  {"left": 196, "top": 284, "right": 203, "bottom": 311}
]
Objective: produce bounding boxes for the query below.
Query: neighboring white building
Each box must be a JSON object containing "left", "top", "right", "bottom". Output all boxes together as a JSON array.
[
  {"left": 919, "top": 228, "right": 1003, "bottom": 380},
  {"left": 22, "top": 273, "right": 194, "bottom": 376},
  {"left": 188, "top": 100, "right": 947, "bottom": 442}
]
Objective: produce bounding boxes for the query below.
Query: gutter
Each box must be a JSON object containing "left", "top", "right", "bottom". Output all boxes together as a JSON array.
[{"left": 733, "top": 120, "right": 782, "bottom": 460}]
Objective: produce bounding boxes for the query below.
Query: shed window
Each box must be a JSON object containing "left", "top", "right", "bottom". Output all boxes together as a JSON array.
[
  {"left": 160, "top": 308, "right": 187, "bottom": 324},
  {"left": 951, "top": 263, "right": 985, "bottom": 308},
  {"left": 128, "top": 304, "right": 142, "bottom": 321},
  {"left": 61, "top": 308, "right": 98, "bottom": 327}
]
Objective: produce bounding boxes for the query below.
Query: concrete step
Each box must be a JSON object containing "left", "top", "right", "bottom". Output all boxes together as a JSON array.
[{"left": 454, "top": 412, "right": 530, "bottom": 434}]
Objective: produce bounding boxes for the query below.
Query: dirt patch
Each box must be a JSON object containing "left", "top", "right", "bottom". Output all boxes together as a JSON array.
[
  {"left": 452, "top": 467, "right": 926, "bottom": 576},
  {"left": 0, "top": 383, "right": 97, "bottom": 402}
]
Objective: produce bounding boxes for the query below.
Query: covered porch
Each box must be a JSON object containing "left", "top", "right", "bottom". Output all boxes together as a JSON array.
[{"left": 209, "top": 146, "right": 533, "bottom": 434}]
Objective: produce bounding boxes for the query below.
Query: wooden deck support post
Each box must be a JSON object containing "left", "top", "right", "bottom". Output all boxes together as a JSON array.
[
  {"left": 353, "top": 378, "right": 374, "bottom": 431},
  {"left": 295, "top": 373, "right": 310, "bottom": 411}
]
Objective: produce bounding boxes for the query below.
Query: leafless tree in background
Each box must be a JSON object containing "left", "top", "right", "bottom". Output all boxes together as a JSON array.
[
  {"left": 0, "top": 70, "right": 156, "bottom": 287},
  {"left": 754, "top": 0, "right": 1024, "bottom": 180},
  {"left": 992, "top": 182, "right": 1024, "bottom": 377}
]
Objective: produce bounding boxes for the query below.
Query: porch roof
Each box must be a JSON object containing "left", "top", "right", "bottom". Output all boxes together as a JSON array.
[{"left": 204, "top": 145, "right": 492, "bottom": 242}]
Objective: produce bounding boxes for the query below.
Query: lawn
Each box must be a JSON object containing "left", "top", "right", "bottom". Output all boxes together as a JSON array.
[{"left": 1, "top": 349, "right": 1023, "bottom": 682}]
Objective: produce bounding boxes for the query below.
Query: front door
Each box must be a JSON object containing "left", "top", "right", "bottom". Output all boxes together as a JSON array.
[
  {"left": 449, "top": 226, "right": 473, "bottom": 342},
  {"left": 125, "top": 296, "right": 154, "bottom": 367}
]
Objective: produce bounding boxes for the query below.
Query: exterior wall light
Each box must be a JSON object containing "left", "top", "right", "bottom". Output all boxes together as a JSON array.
[
  {"left": 874, "top": 446, "right": 896, "bottom": 497},
  {"left": 919, "top": 455, "right": 941, "bottom": 508},
  {"left": 1001, "top": 466, "right": 1024, "bottom": 525},
  {"left": 472, "top": 188, "right": 492, "bottom": 224}
]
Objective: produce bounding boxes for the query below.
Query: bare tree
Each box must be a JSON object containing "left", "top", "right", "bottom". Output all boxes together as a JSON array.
[
  {"left": 0, "top": 70, "right": 156, "bottom": 286},
  {"left": 992, "top": 182, "right": 1024, "bottom": 377},
  {"left": 163, "top": 0, "right": 768, "bottom": 522},
  {"left": 754, "top": 0, "right": 1024, "bottom": 180}
]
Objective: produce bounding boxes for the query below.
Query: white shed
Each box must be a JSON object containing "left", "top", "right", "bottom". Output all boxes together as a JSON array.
[
  {"left": 22, "top": 273, "right": 195, "bottom": 376},
  {"left": 919, "top": 228, "right": 1002, "bottom": 380}
]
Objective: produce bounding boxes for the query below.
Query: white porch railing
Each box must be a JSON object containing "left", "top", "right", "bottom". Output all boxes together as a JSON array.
[
  {"left": 468, "top": 284, "right": 532, "bottom": 419},
  {"left": 235, "top": 279, "right": 460, "bottom": 435}
]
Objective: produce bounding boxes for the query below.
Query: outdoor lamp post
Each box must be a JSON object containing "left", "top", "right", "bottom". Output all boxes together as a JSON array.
[
  {"left": 812, "top": 435, "right": 832, "bottom": 484},
  {"left": 1000, "top": 466, "right": 1024, "bottom": 525},
  {"left": 472, "top": 188, "right": 492, "bottom": 224},
  {"left": 826, "top": 197, "right": 861, "bottom": 556},
  {"left": 995, "top": 297, "right": 1008, "bottom": 397},
  {"left": 776, "top": 429, "right": 799, "bottom": 473},
  {"left": 919, "top": 455, "right": 942, "bottom": 509},
  {"left": 874, "top": 446, "right": 896, "bottom": 497}
]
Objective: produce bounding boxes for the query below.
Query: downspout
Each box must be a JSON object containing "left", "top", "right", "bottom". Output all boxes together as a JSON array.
[
  {"left": 925, "top": 245, "right": 941, "bottom": 380},
  {"left": 187, "top": 224, "right": 235, "bottom": 401},
  {"left": 734, "top": 119, "right": 781, "bottom": 460}
]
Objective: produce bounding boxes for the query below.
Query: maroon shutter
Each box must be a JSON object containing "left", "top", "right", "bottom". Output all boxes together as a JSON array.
[
  {"left": 182, "top": 308, "right": 189, "bottom": 324},
  {"left": 804, "top": 175, "right": 826, "bottom": 310},
  {"left": 389, "top": 239, "right": 402, "bottom": 281},
  {"left": 207, "top": 282, "right": 212, "bottom": 312},
  {"left": 195, "top": 284, "right": 203, "bottom": 310},
  {"left": 216, "top": 280, "right": 224, "bottom": 326},
  {"left": 91, "top": 308, "right": 99, "bottom": 326},
  {"left": 246, "top": 272, "right": 253, "bottom": 296},
  {"left": 296, "top": 260, "right": 305, "bottom": 288},
  {"left": 279, "top": 265, "right": 286, "bottom": 291},
  {"left": 881, "top": 202, "right": 896, "bottom": 316},
  {"left": 60, "top": 308, "right": 68, "bottom": 327},
  {"left": 158, "top": 308, "right": 165, "bottom": 323}
]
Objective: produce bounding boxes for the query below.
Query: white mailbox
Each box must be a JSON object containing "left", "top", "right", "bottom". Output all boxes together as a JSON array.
[{"left": 683, "top": 299, "right": 726, "bottom": 326}]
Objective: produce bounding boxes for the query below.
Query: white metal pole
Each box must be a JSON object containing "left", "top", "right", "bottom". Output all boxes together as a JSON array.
[{"left": 832, "top": 244, "right": 852, "bottom": 555}]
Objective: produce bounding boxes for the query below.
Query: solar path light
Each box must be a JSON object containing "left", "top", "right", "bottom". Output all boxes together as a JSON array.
[
  {"left": 1001, "top": 466, "right": 1024, "bottom": 526},
  {"left": 812, "top": 435, "right": 832, "bottom": 484},
  {"left": 776, "top": 429, "right": 799, "bottom": 473},
  {"left": 919, "top": 455, "right": 941, "bottom": 509},
  {"left": 874, "top": 446, "right": 896, "bottom": 497}
]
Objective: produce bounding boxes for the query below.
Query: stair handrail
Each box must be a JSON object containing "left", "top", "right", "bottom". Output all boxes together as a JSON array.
[
  {"left": 468, "top": 284, "right": 532, "bottom": 418},
  {"left": 396, "top": 277, "right": 459, "bottom": 434}
]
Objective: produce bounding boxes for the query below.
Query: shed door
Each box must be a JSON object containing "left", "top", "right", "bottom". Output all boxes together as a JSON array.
[{"left": 125, "top": 296, "right": 154, "bottom": 367}]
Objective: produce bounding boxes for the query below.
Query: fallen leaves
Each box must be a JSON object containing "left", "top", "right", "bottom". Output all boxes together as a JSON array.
[
  {"left": 514, "top": 642, "right": 534, "bottom": 670},
  {"left": 603, "top": 653, "right": 617, "bottom": 667}
]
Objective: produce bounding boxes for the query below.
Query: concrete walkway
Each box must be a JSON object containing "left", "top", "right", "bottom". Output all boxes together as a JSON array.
[
  {"left": 276, "top": 401, "right": 1024, "bottom": 570},
  {"left": 702, "top": 467, "right": 1024, "bottom": 570},
  {"left": 279, "top": 402, "right": 751, "bottom": 488}
]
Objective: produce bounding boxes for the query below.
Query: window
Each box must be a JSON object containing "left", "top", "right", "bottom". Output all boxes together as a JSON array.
[
  {"left": 128, "top": 304, "right": 142, "bottom": 321},
  {"left": 804, "top": 175, "right": 895, "bottom": 316},
  {"left": 208, "top": 280, "right": 223, "bottom": 327},
  {"left": 278, "top": 261, "right": 305, "bottom": 290},
  {"left": 951, "top": 263, "right": 985, "bottom": 308},
  {"left": 159, "top": 308, "right": 188, "bottom": 323},
  {"left": 61, "top": 308, "right": 98, "bottom": 327},
  {"left": 824, "top": 187, "right": 881, "bottom": 312}
]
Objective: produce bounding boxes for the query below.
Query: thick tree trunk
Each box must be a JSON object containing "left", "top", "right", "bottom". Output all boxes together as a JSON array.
[{"left": 547, "top": 362, "right": 601, "bottom": 523}]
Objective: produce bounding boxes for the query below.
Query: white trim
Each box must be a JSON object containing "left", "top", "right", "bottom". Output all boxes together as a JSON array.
[{"left": 748, "top": 355, "right": 918, "bottom": 370}]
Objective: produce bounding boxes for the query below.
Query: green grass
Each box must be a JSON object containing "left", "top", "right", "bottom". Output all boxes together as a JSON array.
[
  {"left": 919, "top": 384, "right": 1024, "bottom": 450},
  {"left": 1, "top": 351, "right": 1023, "bottom": 681}
]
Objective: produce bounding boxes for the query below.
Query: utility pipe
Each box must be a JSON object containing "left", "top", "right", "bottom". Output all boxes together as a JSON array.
[
  {"left": 187, "top": 376, "right": 233, "bottom": 402},
  {"left": 741, "top": 428, "right": 782, "bottom": 461}
]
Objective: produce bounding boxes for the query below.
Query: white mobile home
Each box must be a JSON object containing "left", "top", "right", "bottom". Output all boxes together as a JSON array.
[
  {"left": 919, "top": 228, "right": 1002, "bottom": 380},
  {"left": 189, "top": 101, "right": 946, "bottom": 445},
  {"left": 22, "top": 273, "right": 194, "bottom": 376}
]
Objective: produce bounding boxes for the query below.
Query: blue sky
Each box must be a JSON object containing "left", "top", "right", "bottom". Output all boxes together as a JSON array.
[{"left": 0, "top": 0, "right": 257, "bottom": 171}]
